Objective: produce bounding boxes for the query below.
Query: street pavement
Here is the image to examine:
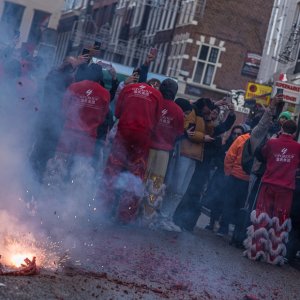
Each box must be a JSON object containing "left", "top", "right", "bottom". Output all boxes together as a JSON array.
[{"left": 0, "top": 214, "right": 299, "bottom": 299}]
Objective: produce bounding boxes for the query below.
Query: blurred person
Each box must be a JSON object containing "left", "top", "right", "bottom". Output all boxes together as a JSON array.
[
  {"left": 269, "top": 110, "right": 292, "bottom": 137},
  {"left": 230, "top": 95, "right": 285, "bottom": 247},
  {"left": 158, "top": 98, "right": 215, "bottom": 231},
  {"left": 110, "top": 53, "right": 156, "bottom": 114},
  {"left": 147, "top": 78, "right": 161, "bottom": 90},
  {"left": 74, "top": 47, "right": 97, "bottom": 82},
  {"left": 204, "top": 125, "right": 245, "bottom": 231},
  {"left": 244, "top": 120, "right": 300, "bottom": 265},
  {"left": 46, "top": 63, "right": 110, "bottom": 183},
  {"left": 286, "top": 170, "right": 300, "bottom": 265},
  {"left": 217, "top": 126, "right": 251, "bottom": 236},
  {"left": 157, "top": 98, "right": 193, "bottom": 231},
  {"left": 99, "top": 82, "right": 162, "bottom": 224},
  {"left": 94, "top": 108, "right": 114, "bottom": 173},
  {"left": 142, "top": 79, "right": 184, "bottom": 229},
  {"left": 30, "top": 58, "right": 77, "bottom": 181},
  {"left": 174, "top": 99, "right": 236, "bottom": 231}
]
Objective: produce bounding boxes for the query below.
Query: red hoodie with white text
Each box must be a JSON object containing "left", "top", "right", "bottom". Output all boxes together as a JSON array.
[
  {"left": 63, "top": 80, "right": 110, "bottom": 137},
  {"left": 261, "top": 134, "right": 300, "bottom": 190},
  {"left": 151, "top": 99, "right": 184, "bottom": 151},
  {"left": 115, "top": 83, "right": 162, "bottom": 134}
]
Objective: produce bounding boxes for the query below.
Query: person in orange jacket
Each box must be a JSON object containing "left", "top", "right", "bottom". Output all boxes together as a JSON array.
[{"left": 217, "top": 125, "right": 251, "bottom": 235}]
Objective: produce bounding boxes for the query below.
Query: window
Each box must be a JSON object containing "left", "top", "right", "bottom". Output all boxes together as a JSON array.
[
  {"left": 64, "top": 0, "right": 83, "bottom": 11},
  {"left": 178, "top": 0, "right": 196, "bottom": 25},
  {"left": 193, "top": 44, "right": 220, "bottom": 86},
  {"left": 1, "top": 1, "right": 25, "bottom": 34},
  {"left": 28, "top": 10, "right": 51, "bottom": 45}
]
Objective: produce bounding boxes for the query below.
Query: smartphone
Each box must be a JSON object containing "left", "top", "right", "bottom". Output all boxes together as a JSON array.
[
  {"left": 82, "top": 48, "right": 90, "bottom": 56},
  {"left": 187, "top": 123, "right": 196, "bottom": 131},
  {"left": 149, "top": 47, "right": 158, "bottom": 58},
  {"left": 94, "top": 41, "right": 101, "bottom": 51},
  {"left": 276, "top": 88, "right": 284, "bottom": 96}
]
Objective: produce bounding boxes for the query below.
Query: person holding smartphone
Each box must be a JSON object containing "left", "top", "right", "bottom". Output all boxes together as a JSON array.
[{"left": 156, "top": 98, "right": 216, "bottom": 231}]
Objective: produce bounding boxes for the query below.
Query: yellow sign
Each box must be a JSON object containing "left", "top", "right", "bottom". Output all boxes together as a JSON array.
[{"left": 245, "top": 82, "right": 272, "bottom": 106}]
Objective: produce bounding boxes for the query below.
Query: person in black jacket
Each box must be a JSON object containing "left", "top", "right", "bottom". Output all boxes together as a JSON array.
[
  {"left": 174, "top": 101, "right": 236, "bottom": 231},
  {"left": 286, "top": 170, "right": 300, "bottom": 264},
  {"left": 203, "top": 125, "right": 245, "bottom": 230},
  {"left": 30, "top": 59, "right": 75, "bottom": 182}
]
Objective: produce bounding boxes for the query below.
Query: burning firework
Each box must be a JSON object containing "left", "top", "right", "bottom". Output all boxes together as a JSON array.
[
  {"left": 0, "top": 210, "right": 64, "bottom": 276},
  {"left": 0, "top": 233, "right": 66, "bottom": 274},
  {"left": 0, "top": 255, "right": 38, "bottom": 276}
]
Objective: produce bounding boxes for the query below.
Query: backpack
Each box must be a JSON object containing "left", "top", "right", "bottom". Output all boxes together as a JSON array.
[{"left": 241, "top": 138, "right": 253, "bottom": 175}]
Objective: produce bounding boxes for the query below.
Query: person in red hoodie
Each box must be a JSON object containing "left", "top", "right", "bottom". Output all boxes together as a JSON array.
[
  {"left": 244, "top": 120, "right": 300, "bottom": 265},
  {"left": 100, "top": 82, "right": 162, "bottom": 224},
  {"left": 56, "top": 63, "right": 110, "bottom": 157},
  {"left": 142, "top": 79, "right": 184, "bottom": 228}
]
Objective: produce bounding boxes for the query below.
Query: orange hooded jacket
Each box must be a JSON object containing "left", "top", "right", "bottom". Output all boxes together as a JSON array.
[{"left": 224, "top": 133, "right": 250, "bottom": 181}]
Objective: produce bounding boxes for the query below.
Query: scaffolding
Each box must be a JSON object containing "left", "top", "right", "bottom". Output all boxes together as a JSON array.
[
  {"left": 59, "top": 0, "right": 206, "bottom": 65},
  {"left": 274, "top": 23, "right": 300, "bottom": 64}
]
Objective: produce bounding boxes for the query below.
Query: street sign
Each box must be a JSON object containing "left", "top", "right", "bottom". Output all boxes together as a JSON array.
[
  {"left": 245, "top": 82, "right": 272, "bottom": 106},
  {"left": 274, "top": 81, "right": 300, "bottom": 105}
]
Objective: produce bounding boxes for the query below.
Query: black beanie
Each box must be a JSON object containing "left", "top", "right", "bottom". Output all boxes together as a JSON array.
[
  {"left": 160, "top": 78, "right": 178, "bottom": 100},
  {"left": 76, "top": 63, "right": 103, "bottom": 83},
  {"left": 175, "top": 98, "right": 192, "bottom": 112},
  {"left": 87, "top": 63, "right": 103, "bottom": 83}
]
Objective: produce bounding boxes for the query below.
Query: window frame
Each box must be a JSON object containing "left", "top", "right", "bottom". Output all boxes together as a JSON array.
[{"left": 192, "top": 43, "right": 221, "bottom": 86}]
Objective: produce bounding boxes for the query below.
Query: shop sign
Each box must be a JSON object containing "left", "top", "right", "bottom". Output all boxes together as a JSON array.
[
  {"left": 274, "top": 81, "right": 300, "bottom": 105},
  {"left": 241, "top": 52, "right": 261, "bottom": 78},
  {"left": 245, "top": 82, "right": 272, "bottom": 106}
]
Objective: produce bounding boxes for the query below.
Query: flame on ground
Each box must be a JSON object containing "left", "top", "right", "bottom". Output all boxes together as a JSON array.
[
  {"left": 10, "top": 254, "right": 35, "bottom": 268},
  {"left": 1, "top": 236, "right": 61, "bottom": 270}
]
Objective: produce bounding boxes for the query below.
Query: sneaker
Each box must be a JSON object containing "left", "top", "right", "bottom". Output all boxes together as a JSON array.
[
  {"left": 216, "top": 227, "right": 228, "bottom": 237},
  {"left": 205, "top": 224, "right": 214, "bottom": 231},
  {"left": 158, "top": 219, "right": 182, "bottom": 232}
]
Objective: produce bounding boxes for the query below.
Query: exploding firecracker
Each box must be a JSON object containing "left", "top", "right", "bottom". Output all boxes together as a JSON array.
[{"left": 0, "top": 255, "right": 38, "bottom": 276}]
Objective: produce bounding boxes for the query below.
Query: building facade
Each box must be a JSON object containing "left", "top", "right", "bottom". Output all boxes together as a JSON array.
[
  {"left": 55, "top": 0, "right": 117, "bottom": 64},
  {"left": 257, "top": 0, "right": 300, "bottom": 127},
  {"left": 96, "top": 0, "right": 273, "bottom": 100},
  {"left": 0, "top": 0, "right": 64, "bottom": 47},
  {"left": 56, "top": 0, "right": 273, "bottom": 100}
]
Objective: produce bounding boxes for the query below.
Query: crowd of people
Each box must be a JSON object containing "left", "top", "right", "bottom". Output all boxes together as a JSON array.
[{"left": 0, "top": 43, "right": 299, "bottom": 267}]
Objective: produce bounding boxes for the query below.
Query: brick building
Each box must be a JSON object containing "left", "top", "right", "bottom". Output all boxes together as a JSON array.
[
  {"left": 55, "top": 0, "right": 273, "bottom": 102},
  {"left": 55, "top": 0, "right": 117, "bottom": 64},
  {"left": 96, "top": 0, "right": 273, "bottom": 100},
  {"left": 168, "top": 0, "right": 273, "bottom": 100},
  {"left": 0, "top": 0, "right": 64, "bottom": 66}
]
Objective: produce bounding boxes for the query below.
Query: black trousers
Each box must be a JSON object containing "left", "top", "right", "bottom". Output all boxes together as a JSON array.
[
  {"left": 202, "top": 167, "right": 226, "bottom": 223},
  {"left": 286, "top": 189, "right": 300, "bottom": 261},
  {"left": 219, "top": 175, "right": 249, "bottom": 232},
  {"left": 174, "top": 160, "right": 210, "bottom": 231}
]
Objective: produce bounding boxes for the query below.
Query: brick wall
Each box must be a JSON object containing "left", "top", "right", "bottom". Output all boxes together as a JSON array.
[{"left": 177, "top": 0, "right": 273, "bottom": 94}]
